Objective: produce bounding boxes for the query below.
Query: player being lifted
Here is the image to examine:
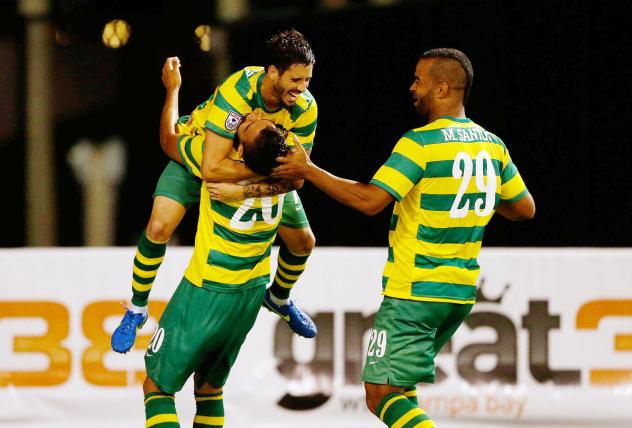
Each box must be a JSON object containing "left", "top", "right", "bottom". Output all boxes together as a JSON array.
[
  {"left": 269, "top": 48, "right": 535, "bottom": 427},
  {"left": 111, "top": 29, "right": 319, "bottom": 354},
  {"left": 141, "top": 56, "right": 296, "bottom": 427}
]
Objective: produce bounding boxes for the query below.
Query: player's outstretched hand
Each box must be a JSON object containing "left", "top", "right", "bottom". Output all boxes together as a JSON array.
[
  {"left": 206, "top": 182, "right": 244, "bottom": 202},
  {"left": 162, "top": 57, "right": 181, "bottom": 92},
  {"left": 272, "top": 136, "right": 312, "bottom": 180}
]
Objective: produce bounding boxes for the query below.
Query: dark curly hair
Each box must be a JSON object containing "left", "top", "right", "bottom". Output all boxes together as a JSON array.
[
  {"left": 241, "top": 127, "right": 289, "bottom": 176},
  {"left": 265, "top": 29, "right": 315, "bottom": 74}
]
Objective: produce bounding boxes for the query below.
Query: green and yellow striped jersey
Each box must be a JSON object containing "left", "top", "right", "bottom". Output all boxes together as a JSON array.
[
  {"left": 179, "top": 66, "right": 317, "bottom": 151},
  {"left": 177, "top": 135, "right": 284, "bottom": 290},
  {"left": 171, "top": 66, "right": 319, "bottom": 291},
  {"left": 370, "top": 117, "right": 528, "bottom": 304}
]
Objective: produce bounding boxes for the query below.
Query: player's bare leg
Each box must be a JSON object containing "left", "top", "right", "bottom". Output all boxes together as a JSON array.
[
  {"left": 278, "top": 224, "right": 316, "bottom": 256},
  {"left": 146, "top": 196, "right": 187, "bottom": 243},
  {"left": 111, "top": 196, "right": 186, "bottom": 353}
]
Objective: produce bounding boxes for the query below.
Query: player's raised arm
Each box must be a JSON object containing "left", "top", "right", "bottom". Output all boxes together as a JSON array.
[{"left": 159, "top": 57, "right": 184, "bottom": 163}]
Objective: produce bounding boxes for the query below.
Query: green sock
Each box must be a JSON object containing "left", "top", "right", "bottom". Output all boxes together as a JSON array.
[
  {"left": 193, "top": 391, "right": 224, "bottom": 427},
  {"left": 404, "top": 386, "right": 419, "bottom": 406},
  {"left": 131, "top": 230, "right": 167, "bottom": 307},
  {"left": 375, "top": 392, "right": 435, "bottom": 428},
  {"left": 144, "top": 392, "right": 179, "bottom": 427},
  {"left": 269, "top": 244, "right": 310, "bottom": 300}
]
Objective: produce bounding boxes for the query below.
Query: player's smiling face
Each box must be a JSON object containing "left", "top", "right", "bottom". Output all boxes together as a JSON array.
[
  {"left": 271, "top": 63, "right": 313, "bottom": 107},
  {"left": 410, "top": 59, "right": 433, "bottom": 120}
]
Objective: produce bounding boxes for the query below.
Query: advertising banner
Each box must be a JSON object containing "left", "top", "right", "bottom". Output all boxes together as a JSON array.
[{"left": 1, "top": 248, "right": 631, "bottom": 427}]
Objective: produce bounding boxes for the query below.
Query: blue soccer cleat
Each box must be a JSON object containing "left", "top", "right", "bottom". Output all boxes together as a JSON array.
[
  {"left": 111, "top": 309, "right": 148, "bottom": 353},
  {"left": 263, "top": 290, "right": 317, "bottom": 338}
]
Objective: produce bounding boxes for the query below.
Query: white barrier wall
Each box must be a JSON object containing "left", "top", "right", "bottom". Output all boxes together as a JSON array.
[{"left": 1, "top": 248, "right": 631, "bottom": 428}]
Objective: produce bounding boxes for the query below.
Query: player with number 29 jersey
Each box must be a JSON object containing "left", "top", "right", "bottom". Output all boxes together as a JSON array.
[
  {"left": 371, "top": 116, "right": 528, "bottom": 304},
  {"left": 267, "top": 48, "right": 535, "bottom": 427}
]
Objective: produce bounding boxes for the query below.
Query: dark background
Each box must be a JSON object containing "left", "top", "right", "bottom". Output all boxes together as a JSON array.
[{"left": 1, "top": 0, "right": 631, "bottom": 247}]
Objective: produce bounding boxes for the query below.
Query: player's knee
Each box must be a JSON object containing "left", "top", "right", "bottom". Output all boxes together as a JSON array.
[
  {"left": 365, "top": 393, "right": 380, "bottom": 414},
  {"left": 304, "top": 232, "right": 316, "bottom": 252},
  {"left": 194, "top": 383, "right": 223, "bottom": 395},
  {"left": 289, "top": 230, "right": 316, "bottom": 255},
  {"left": 364, "top": 384, "right": 381, "bottom": 414},
  {"left": 146, "top": 218, "right": 174, "bottom": 242},
  {"left": 193, "top": 373, "right": 223, "bottom": 395},
  {"left": 143, "top": 376, "right": 161, "bottom": 395}
]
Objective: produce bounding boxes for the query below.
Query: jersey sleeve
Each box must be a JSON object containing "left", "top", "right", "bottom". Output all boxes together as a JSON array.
[
  {"left": 177, "top": 134, "right": 205, "bottom": 179},
  {"left": 202, "top": 73, "right": 253, "bottom": 139},
  {"left": 499, "top": 144, "right": 529, "bottom": 203},
  {"left": 369, "top": 132, "right": 426, "bottom": 201},
  {"left": 289, "top": 98, "right": 318, "bottom": 152}
]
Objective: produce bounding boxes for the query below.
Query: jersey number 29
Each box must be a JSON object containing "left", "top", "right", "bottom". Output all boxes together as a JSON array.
[{"left": 449, "top": 150, "right": 497, "bottom": 218}]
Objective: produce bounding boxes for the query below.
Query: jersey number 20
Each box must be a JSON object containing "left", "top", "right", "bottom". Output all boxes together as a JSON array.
[
  {"left": 230, "top": 195, "right": 286, "bottom": 230},
  {"left": 449, "top": 150, "right": 497, "bottom": 218}
]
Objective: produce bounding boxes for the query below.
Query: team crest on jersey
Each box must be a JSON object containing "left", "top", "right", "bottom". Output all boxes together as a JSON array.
[{"left": 225, "top": 111, "right": 242, "bottom": 131}]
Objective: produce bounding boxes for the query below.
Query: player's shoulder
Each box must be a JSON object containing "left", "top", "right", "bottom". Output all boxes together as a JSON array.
[
  {"left": 300, "top": 88, "right": 316, "bottom": 105},
  {"left": 400, "top": 117, "right": 458, "bottom": 146},
  {"left": 287, "top": 89, "right": 317, "bottom": 122},
  {"left": 469, "top": 121, "right": 506, "bottom": 149},
  {"left": 218, "top": 66, "right": 264, "bottom": 90},
  {"left": 213, "top": 66, "right": 265, "bottom": 114},
  {"left": 242, "top": 66, "right": 265, "bottom": 79},
  {"left": 294, "top": 88, "right": 317, "bottom": 112},
  {"left": 398, "top": 126, "right": 429, "bottom": 147}
]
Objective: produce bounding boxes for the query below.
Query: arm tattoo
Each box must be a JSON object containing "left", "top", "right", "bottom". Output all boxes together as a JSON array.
[{"left": 244, "top": 179, "right": 296, "bottom": 198}]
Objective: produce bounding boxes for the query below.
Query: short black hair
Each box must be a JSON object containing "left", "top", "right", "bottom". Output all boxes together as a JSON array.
[
  {"left": 242, "top": 127, "right": 289, "bottom": 176},
  {"left": 421, "top": 48, "right": 474, "bottom": 105},
  {"left": 265, "top": 29, "right": 315, "bottom": 74}
]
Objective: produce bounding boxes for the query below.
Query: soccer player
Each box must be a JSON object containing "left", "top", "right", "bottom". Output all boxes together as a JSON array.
[
  {"left": 142, "top": 58, "right": 294, "bottom": 428},
  {"left": 272, "top": 48, "right": 535, "bottom": 427},
  {"left": 111, "top": 29, "right": 319, "bottom": 354}
]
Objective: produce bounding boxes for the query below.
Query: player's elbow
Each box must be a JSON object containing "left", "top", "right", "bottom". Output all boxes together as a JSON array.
[
  {"left": 514, "top": 193, "right": 536, "bottom": 221},
  {"left": 159, "top": 132, "right": 180, "bottom": 161},
  {"left": 503, "top": 193, "right": 536, "bottom": 221},
  {"left": 201, "top": 162, "right": 222, "bottom": 182},
  {"left": 510, "top": 211, "right": 534, "bottom": 221},
  {"left": 358, "top": 200, "right": 384, "bottom": 216},
  {"left": 515, "top": 205, "right": 535, "bottom": 221}
]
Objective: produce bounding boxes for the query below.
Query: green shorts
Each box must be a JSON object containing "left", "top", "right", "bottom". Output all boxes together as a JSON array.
[
  {"left": 144, "top": 277, "right": 266, "bottom": 393},
  {"left": 153, "top": 161, "right": 310, "bottom": 228},
  {"left": 153, "top": 160, "right": 202, "bottom": 208},
  {"left": 362, "top": 296, "right": 472, "bottom": 387},
  {"left": 280, "top": 190, "right": 310, "bottom": 228}
]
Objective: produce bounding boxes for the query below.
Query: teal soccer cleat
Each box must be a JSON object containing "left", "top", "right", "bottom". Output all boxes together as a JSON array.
[
  {"left": 262, "top": 290, "right": 317, "bottom": 338},
  {"left": 111, "top": 309, "right": 148, "bottom": 353}
]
